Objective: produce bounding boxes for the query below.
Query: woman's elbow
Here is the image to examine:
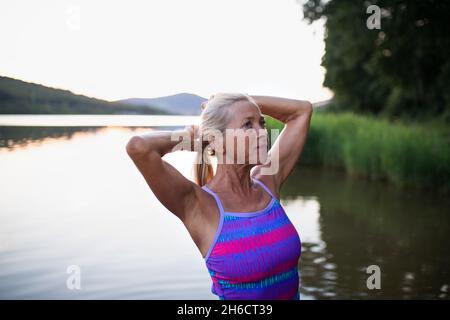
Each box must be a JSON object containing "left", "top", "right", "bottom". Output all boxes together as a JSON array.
[
  {"left": 300, "top": 100, "right": 313, "bottom": 114},
  {"left": 287, "top": 101, "right": 312, "bottom": 122},
  {"left": 126, "top": 135, "right": 148, "bottom": 157}
]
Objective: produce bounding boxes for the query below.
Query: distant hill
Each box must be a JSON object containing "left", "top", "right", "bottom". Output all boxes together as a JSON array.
[
  {"left": 118, "top": 93, "right": 207, "bottom": 115},
  {"left": 0, "top": 76, "right": 169, "bottom": 115}
]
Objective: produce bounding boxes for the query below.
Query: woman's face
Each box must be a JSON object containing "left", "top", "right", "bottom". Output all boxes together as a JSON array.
[{"left": 211, "top": 100, "right": 268, "bottom": 166}]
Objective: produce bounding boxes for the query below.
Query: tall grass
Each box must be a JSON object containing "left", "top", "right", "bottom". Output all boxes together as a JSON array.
[{"left": 266, "top": 111, "right": 450, "bottom": 193}]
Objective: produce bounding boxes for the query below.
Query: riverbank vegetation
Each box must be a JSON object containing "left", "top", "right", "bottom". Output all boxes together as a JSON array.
[{"left": 267, "top": 111, "right": 449, "bottom": 194}]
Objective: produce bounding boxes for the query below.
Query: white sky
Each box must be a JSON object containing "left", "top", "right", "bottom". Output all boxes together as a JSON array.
[{"left": 0, "top": 0, "right": 332, "bottom": 103}]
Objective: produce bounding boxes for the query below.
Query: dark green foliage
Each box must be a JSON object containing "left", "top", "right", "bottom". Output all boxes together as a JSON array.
[{"left": 302, "top": 0, "right": 450, "bottom": 122}]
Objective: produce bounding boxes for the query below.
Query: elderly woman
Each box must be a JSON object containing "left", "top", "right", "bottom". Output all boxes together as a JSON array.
[{"left": 126, "top": 93, "right": 313, "bottom": 300}]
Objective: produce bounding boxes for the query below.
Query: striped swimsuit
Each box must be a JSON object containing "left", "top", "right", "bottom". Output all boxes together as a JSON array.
[{"left": 201, "top": 177, "right": 302, "bottom": 300}]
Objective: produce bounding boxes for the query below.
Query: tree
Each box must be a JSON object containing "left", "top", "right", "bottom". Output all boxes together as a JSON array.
[{"left": 302, "top": 0, "right": 450, "bottom": 121}]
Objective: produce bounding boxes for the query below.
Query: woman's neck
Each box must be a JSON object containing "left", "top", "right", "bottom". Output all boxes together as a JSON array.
[{"left": 208, "top": 164, "right": 255, "bottom": 195}]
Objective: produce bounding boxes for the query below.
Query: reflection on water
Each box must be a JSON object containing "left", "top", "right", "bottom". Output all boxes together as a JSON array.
[
  {"left": 0, "top": 115, "right": 199, "bottom": 150},
  {"left": 285, "top": 167, "right": 450, "bottom": 299},
  {"left": 0, "top": 119, "right": 449, "bottom": 299},
  {"left": 0, "top": 126, "right": 101, "bottom": 149},
  {"left": 0, "top": 126, "right": 211, "bottom": 299},
  {"left": 0, "top": 115, "right": 199, "bottom": 127}
]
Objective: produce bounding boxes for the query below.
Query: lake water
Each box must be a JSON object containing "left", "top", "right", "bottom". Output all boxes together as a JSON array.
[{"left": 0, "top": 115, "right": 449, "bottom": 299}]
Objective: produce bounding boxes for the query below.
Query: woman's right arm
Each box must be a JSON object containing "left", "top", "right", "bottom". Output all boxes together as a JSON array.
[{"left": 125, "top": 128, "right": 199, "bottom": 223}]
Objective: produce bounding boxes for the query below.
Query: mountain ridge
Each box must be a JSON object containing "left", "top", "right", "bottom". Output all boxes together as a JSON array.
[{"left": 117, "top": 93, "right": 207, "bottom": 115}]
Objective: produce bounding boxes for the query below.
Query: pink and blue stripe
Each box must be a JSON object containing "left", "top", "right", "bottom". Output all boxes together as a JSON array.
[{"left": 202, "top": 177, "right": 302, "bottom": 300}]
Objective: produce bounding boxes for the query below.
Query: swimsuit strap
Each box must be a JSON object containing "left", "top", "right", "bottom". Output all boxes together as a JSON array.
[
  {"left": 201, "top": 184, "right": 225, "bottom": 215},
  {"left": 201, "top": 184, "right": 225, "bottom": 262},
  {"left": 252, "top": 177, "right": 277, "bottom": 200},
  {"left": 203, "top": 178, "right": 276, "bottom": 203}
]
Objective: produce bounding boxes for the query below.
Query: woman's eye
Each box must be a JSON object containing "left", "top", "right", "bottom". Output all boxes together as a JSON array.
[{"left": 244, "top": 121, "right": 252, "bottom": 128}]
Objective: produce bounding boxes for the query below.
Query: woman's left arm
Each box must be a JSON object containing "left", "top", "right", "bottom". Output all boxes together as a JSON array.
[{"left": 250, "top": 95, "right": 313, "bottom": 193}]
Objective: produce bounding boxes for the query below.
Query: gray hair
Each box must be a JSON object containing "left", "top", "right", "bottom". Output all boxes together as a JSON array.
[{"left": 194, "top": 92, "right": 257, "bottom": 186}]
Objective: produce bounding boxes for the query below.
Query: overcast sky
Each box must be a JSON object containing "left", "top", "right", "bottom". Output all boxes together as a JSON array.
[{"left": 0, "top": 0, "right": 332, "bottom": 102}]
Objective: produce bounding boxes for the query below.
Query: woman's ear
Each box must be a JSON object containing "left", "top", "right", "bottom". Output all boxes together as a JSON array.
[{"left": 208, "top": 135, "right": 216, "bottom": 152}]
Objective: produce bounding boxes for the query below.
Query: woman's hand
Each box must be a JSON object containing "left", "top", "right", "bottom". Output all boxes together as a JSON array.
[
  {"left": 183, "top": 124, "right": 200, "bottom": 151},
  {"left": 184, "top": 124, "right": 199, "bottom": 141}
]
